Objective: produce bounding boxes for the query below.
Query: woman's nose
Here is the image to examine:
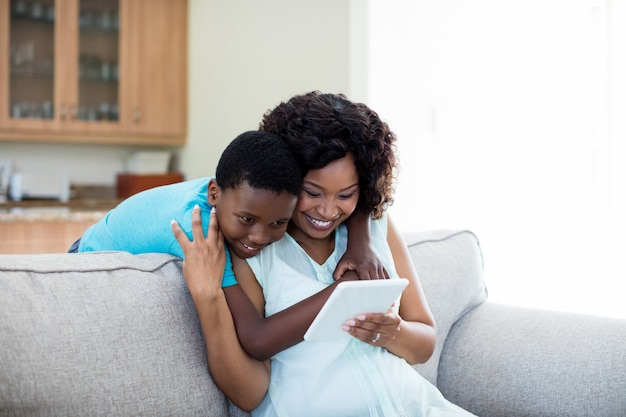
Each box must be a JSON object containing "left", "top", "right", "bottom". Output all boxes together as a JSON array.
[{"left": 316, "top": 199, "right": 338, "bottom": 220}]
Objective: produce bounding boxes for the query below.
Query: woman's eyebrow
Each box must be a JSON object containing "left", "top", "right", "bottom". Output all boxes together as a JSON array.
[{"left": 303, "top": 181, "right": 359, "bottom": 192}]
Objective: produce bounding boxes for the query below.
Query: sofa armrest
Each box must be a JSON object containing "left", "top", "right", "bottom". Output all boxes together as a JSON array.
[{"left": 437, "top": 302, "right": 626, "bottom": 417}]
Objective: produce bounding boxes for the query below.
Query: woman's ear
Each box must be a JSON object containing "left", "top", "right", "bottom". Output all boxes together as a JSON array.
[{"left": 207, "top": 178, "right": 220, "bottom": 206}]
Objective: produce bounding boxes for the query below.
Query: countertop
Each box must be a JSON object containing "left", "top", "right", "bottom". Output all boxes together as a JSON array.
[{"left": 0, "top": 199, "right": 120, "bottom": 222}]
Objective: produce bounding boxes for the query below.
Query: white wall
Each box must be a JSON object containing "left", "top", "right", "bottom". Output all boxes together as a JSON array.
[{"left": 182, "top": 0, "right": 358, "bottom": 180}]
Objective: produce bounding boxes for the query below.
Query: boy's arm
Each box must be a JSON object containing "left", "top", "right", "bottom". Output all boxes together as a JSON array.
[
  {"left": 333, "top": 210, "right": 389, "bottom": 280},
  {"left": 227, "top": 212, "right": 388, "bottom": 360},
  {"left": 226, "top": 257, "right": 359, "bottom": 361}
]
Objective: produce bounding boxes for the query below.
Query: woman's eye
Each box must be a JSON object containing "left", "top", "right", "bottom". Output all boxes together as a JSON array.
[
  {"left": 339, "top": 193, "right": 355, "bottom": 199},
  {"left": 304, "top": 189, "right": 320, "bottom": 197}
]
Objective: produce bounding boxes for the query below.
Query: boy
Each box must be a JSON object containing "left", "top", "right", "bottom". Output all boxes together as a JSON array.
[{"left": 72, "top": 130, "right": 302, "bottom": 287}]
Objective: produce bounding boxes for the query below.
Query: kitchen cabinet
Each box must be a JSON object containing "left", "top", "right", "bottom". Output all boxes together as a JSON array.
[
  {"left": 0, "top": 218, "right": 96, "bottom": 253},
  {"left": 0, "top": 0, "right": 187, "bottom": 145},
  {"left": 0, "top": 207, "right": 108, "bottom": 254}
]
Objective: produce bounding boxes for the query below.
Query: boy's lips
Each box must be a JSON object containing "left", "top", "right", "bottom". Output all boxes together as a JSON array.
[{"left": 238, "top": 241, "right": 263, "bottom": 257}]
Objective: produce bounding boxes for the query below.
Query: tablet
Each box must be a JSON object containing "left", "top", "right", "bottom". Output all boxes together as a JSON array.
[{"left": 303, "top": 278, "right": 409, "bottom": 342}]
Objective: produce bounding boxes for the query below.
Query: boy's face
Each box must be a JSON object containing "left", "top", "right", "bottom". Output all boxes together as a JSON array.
[{"left": 208, "top": 179, "right": 297, "bottom": 259}]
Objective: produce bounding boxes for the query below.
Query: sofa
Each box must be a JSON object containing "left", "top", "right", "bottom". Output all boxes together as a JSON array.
[{"left": 1, "top": 230, "right": 624, "bottom": 417}]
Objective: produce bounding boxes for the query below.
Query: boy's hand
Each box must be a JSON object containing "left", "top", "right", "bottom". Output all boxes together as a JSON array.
[
  {"left": 171, "top": 205, "right": 225, "bottom": 299},
  {"left": 333, "top": 242, "right": 389, "bottom": 281}
]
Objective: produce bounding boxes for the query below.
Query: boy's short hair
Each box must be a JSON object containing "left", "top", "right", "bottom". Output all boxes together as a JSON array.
[{"left": 216, "top": 130, "right": 302, "bottom": 196}]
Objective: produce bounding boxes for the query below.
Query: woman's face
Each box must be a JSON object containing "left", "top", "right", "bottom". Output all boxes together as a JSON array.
[{"left": 288, "top": 154, "right": 360, "bottom": 242}]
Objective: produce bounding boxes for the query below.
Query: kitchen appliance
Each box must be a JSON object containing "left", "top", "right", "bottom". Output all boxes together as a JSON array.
[
  {"left": 0, "top": 159, "right": 12, "bottom": 203},
  {"left": 9, "top": 171, "right": 70, "bottom": 202}
]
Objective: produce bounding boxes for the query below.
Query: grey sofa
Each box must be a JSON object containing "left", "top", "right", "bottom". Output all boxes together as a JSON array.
[{"left": 1, "top": 230, "right": 624, "bottom": 417}]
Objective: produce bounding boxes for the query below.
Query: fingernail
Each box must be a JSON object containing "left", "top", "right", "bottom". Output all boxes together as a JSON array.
[
  {"left": 194, "top": 204, "right": 200, "bottom": 210},
  {"left": 171, "top": 219, "right": 177, "bottom": 225},
  {"left": 344, "top": 319, "right": 356, "bottom": 326},
  {"left": 342, "top": 325, "right": 350, "bottom": 331},
  {"left": 210, "top": 207, "right": 216, "bottom": 213},
  {"left": 356, "top": 315, "right": 366, "bottom": 321}
]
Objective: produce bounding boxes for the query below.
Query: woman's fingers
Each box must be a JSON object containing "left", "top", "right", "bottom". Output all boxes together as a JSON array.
[
  {"left": 207, "top": 207, "right": 224, "bottom": 250},
  {"left": 171, "top": 218, "right": 189, "bottom": 247},
  {"left": 190, "top": 204, "right": 206, "bottom": 243},
  {"left": 342, "top": 309, "right": 400, "bottom": 346}
]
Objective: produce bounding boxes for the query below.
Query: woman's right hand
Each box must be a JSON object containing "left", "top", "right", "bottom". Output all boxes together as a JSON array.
[{"left": 171, "top": 205, "right": 225, "bottom": 299}]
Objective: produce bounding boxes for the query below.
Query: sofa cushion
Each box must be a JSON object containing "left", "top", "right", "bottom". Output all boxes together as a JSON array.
[
  {"left": 0, "top": 252, "right": 231, "bottom": 417},
  {"left": 403, "top": 230, "right": 488, "bottom": 385},
  {"left": 438, "top": 303, "right": 626, "bottom": 417}
]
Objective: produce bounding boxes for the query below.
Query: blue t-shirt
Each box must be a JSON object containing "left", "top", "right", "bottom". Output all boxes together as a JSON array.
[{"left": 79, "top": 176, "right": 236, "bottom": 287}]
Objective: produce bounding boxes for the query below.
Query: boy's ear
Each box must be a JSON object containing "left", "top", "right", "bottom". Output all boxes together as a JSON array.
[{"left": 207, "top": 178, "right": 220, "bottom": 206}]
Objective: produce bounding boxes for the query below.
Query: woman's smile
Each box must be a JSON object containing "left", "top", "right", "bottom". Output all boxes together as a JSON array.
[
  {"left": 288, "top": 155, "right": 360, "bottom": 247},
  {"left": 305, "top": 214, "right": 336, "bottom": 230}
]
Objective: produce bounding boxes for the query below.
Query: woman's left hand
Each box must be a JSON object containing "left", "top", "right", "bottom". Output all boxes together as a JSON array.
[{"left": 341, "top": 309, "right": 401, "bottom": 347}]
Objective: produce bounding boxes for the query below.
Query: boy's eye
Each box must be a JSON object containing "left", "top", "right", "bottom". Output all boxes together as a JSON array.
[
  {"left": 240, "top": 217, "right": 254, "bottom": 223},
  {"left": 272, "top": 220, "right": 288, "bottom": 227}
]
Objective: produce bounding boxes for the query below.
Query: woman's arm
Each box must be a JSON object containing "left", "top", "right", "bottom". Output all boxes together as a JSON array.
[
  {"left": 342, "top": 214, "right": 437, "bottom": 365},
  {"left": 171, "top": 207, "right": 269, "bottom": 412}
]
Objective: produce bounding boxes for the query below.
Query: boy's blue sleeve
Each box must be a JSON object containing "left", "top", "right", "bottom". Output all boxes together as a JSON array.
[{"left": 221, "top": 248, "right": 238, "bottom": 287}]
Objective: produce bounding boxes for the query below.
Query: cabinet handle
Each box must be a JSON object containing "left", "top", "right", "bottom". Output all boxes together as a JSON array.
[{"left": 133, "top": 109, "right": 142, "bottom": 123}]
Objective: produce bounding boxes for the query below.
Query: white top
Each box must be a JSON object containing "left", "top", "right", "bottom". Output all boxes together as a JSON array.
[{"left": 247, "top": 214, "right": 475, "bottom": 417}]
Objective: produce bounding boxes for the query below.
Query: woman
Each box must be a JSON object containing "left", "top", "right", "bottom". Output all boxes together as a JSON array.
[{"left": 174, "top": 92, "right": 474, "bottom": 416}]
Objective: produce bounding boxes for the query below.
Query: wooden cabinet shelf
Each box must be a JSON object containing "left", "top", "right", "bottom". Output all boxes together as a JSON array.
[{"left": 0, "top": 0, "right": 187, "bottom": 146}]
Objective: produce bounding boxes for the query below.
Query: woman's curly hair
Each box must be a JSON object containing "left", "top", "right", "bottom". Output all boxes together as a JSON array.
[{"left": 260, "top": 91, "right": 397, "bottom": 219}]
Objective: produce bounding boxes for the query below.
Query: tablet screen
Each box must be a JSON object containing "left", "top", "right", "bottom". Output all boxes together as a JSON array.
[{"left": 303, "top": 278, "right": 409, "bottom": 341}]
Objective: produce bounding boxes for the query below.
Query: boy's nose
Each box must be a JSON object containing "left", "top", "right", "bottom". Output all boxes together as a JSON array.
[{"left": 248, "top": 226, "right": 271, "bottom": 245}]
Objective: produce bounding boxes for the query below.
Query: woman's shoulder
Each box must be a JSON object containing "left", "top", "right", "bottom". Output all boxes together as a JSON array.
[{"left": 370, "top": 211, "right": 389, "bottom": 237}]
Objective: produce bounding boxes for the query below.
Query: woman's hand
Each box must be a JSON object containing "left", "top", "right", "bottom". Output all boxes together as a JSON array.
[
  {"left": 171, "top": 205, "right": 225, "bottom": 299},
  {"left": 341, "top": 308, "right": 401, "bottom": 347}
]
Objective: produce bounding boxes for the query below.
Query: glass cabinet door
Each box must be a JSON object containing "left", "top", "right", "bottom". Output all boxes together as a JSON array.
[
  {"left": 77, "top": 0, "right": 119, "bottom": 122},
  {"left": 8, "top": 0, "right": 56, "bottom": 120},
  {"left": 3, "top": 0, "right": 185, "bottom": 144},
  {"left": 7, "top": 0, "right": 119, "bottom": 126}
]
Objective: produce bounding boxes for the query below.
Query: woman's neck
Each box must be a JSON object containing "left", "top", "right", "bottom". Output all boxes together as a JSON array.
[{"left": 287, "top": 224, "right": 336, "bottom": 265}]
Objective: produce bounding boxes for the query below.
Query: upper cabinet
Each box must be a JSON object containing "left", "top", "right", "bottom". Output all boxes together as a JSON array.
[{"left": 0, "top": 0, "right": 187, "bottom": 145}]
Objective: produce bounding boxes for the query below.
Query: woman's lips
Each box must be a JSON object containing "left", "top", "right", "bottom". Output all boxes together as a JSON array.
[{"left": 305, "top": 214, "right": 334, "bottom": 230}]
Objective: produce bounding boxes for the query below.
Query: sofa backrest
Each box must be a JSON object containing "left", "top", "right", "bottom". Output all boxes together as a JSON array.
[
  {"left": 0, "top": 229, "right": 487, "bottom": 416},
  {"left": 0, "top": 252, "right": 232, "bottom": 417},
  {"left": 403, "top": 230, "right": 488, "bottom": 385}
]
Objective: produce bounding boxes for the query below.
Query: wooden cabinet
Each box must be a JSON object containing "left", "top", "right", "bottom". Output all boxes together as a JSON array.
[
  {"left": 0, "top": 207, "right": 109, "bottom": 254},
  {"left": 0, "top": 0, "right": 187, "bottom": 145},
  {"left": 0, "top": 218, "right": 96, "bottom": 254}
]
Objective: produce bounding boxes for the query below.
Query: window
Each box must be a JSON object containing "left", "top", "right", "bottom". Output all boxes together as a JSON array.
[{"left": 368, "top": 0, "right": 626, "bottom": 318}]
